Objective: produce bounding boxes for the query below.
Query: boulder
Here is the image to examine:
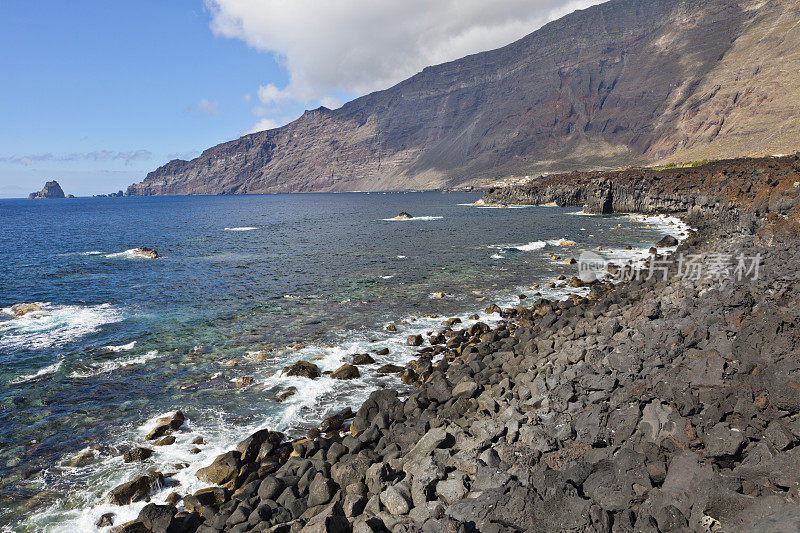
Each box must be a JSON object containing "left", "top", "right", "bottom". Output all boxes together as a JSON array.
[
  {"left": 351, "top": 353, "right": 375, "bottom": 365},
  {"left": 320, "top": 407, "right": 354, "bottom": 433},
  {"left": 196, "top": 451, "right": 241, "bottom": 485},
  {"left": 376, "top": 364, "right": 404, "bottom": 374},
  {"left": 123, "top": 447, "right": 154, "bottom": 463},
  {"left": 108, "top": 472, "right": 164, "bottom": 505},
  {"left": 282, "top": 360, "right": 321, "bottom": 379},
  {"left": 132, "top": 247, "right": 159, "bottom": 259},
  {"left": 394, "top": 212, "right": 414, "bottom": 220},
  {"left": 656, "top": 235, "right": 679, "bottom": 247},
  {"left": 275, "top": 386, "right": 297, "bottom": 402},
  {"left": 10, "top": 303, "right": 42, "bottom": 317},
  {"left": 406, "top": 335, "right": 423, "bottom": 346},
  {"left": 137, "top": 503, "right": 177, "bottom": 533},
  {"left": 65, "top": 449, "right": 96, "bottom": 467},
  {"left": 331, "top": 364, "right": 360, "bottom": 380},
  {"left": 146, "top": 411, "right": 185, "bottom": 440}
]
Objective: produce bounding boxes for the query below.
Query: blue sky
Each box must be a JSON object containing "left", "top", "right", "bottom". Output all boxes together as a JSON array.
[
  {"left": 0, "top": 0, "right": 599, "bottom": 198},
  {"left": 0, "top": 1, "right": 311, "bottom": 197}
]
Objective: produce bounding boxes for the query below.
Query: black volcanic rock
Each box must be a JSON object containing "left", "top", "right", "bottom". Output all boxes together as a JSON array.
[
  {"left": 126, "top": 0, "right": 800, "bottom": 196},
  {"left": 28, "top": 181, "right": 66, "bottom": 199}
]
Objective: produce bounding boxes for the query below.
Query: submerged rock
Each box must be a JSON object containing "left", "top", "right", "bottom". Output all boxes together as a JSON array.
[{"left": 275, "top": 386, "right": 297, "bottom": 402}]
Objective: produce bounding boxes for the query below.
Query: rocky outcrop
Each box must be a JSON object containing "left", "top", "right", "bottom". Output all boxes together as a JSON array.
[
  {"left": 28, "top": 181, "right": 66, "bottom": 199},
  {"left": 483, "top": 154, "right": 800, "bottom": 221},
  {"left": 127, "top": 0, "right": 800, "bottom": 195}
]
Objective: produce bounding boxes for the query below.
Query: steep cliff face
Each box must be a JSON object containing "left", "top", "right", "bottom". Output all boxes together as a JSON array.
[
  {"left": 128, "top": 0, "right": 800, "bottom": 195},
  {"left": 482, "top": 154, "right": 800, "bottom": 224}
]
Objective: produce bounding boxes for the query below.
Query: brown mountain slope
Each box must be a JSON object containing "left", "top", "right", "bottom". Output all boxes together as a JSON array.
[{"left": 127, "top": 0, "right": 800, "bottom": 195}]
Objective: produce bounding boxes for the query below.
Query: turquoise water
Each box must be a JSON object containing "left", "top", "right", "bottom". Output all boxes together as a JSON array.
[{"left": 0, "top": 192, "right": 685, "bottom": 530}]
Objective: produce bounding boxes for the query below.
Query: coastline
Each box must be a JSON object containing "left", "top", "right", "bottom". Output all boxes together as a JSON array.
[{"left": 31, "top": 154, "right": 800, "bottom": 532}]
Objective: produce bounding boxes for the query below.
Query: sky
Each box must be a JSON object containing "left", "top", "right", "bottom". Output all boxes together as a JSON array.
[{"left": 0, "top": 0, "right": 603, "bottom": 198}]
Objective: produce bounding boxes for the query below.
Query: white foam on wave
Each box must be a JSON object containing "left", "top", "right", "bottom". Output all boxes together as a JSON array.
[
  {"left": 10, "top": 360, "right": 63, "bottom": 384},
  {"left": 80, "top": 251, "right": 103, "bottom": 256},
  {"left": 224, "top": 227, "right": 258, "bottom": 231},
  {"left": 105, "top": 248, "right": 149, "bottom": 259},
  {"left": 68, "top": 350, "right": 160, "bottom": 379},
  {"left": 380, "top": 275, "right": 395, "bottom": 280},
  {"left": 34, "top": 275, "right": 601, "bottom": 531},
  {"left": 105, "top": 341, "right": 136, "bottom": 352},
  {"left": 490, "top": 253, "right": 505, "bottom": 260},
  {"left": 0, "top": 303, "right": 123, "bottom": 350},
  {"left": 379, "top": 216, "right": 443, "bottom": 221}
]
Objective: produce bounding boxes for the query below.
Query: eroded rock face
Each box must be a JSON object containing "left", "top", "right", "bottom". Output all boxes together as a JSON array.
[{"left": 127, "top": 0, "right": 800, "bottom": 196}]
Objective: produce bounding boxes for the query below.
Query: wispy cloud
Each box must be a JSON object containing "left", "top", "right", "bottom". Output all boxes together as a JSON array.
[
  {"left": 0, "top": 150, "right": 152, "bottom": 166},
  {"left": 197, "top": 98, "right": 222, "bottom": 115},
  {"left": 114, "top": 150, "right": 152, "bottom": 165}
]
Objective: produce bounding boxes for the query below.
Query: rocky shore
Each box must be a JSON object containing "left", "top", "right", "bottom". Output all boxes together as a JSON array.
[{"left": 105, "top": 154, "right": 800, "bottom": 532}]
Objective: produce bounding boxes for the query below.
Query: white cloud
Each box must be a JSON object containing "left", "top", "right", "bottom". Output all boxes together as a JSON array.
[
  {"left": 257, "top": 84, "right": 294, "bottom": 105},
  {"left": 197, "top": 98, "right": 222, "bottom": 115},
  {"left": 244, "top": 118, "right": 281, "bottom": 135},
  {"left": 206, "top": 0, "right": 604, "bottom": 104}
]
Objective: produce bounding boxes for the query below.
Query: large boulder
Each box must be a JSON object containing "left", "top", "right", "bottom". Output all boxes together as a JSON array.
[
  {"left": 196, "top": 451, "right": 241, "bottom": 485},
  {"left": 9, "top": 303, "right": 42, "bottom": 317},
  {"left": 108, "top": 472, "right": 164, "bottom": 505},
  {"left": 656, "top": 235, "right": 679, "bottom": 247},
  {"left": 331, "top": 364, "right": 360, "bottom": 380},
  {"left": 282, "top": 361, "right": 321, "bottom": 379},
  {"left": 146, "top": 411, "right": 185, "bottom": 440}
]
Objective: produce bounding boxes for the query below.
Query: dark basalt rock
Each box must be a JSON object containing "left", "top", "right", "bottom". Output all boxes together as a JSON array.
[{"left": 282, "top": 360, "right": 321, "bottom": 379}]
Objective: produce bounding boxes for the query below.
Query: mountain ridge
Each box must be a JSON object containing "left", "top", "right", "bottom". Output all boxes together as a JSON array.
[{"left": 127, "top": 0, "right": 800, "bottom": 195}]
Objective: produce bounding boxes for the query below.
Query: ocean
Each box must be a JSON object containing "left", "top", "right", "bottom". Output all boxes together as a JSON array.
[{"left": 0, "top": 192, "right": 689, "bottom": 531}]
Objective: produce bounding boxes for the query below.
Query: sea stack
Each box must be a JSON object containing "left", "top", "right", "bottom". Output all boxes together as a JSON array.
[{"left": 28, "top": 181, "right": 66, "bottom": 199}]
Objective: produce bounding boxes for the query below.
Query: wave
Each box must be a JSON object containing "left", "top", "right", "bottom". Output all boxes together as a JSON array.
[
  {"left": 0, "top": 303, "right": 123, "bottom": 350},
  {"left": 488, "top": 240, "right": 548, "bottom": 254},
  {"left": 105, "top": 248, "right": 151, "bottom": 259},
  {"left": 79, "top": 251, "right": 104, "bottom": 255},
  {"left": 10, "top": 360, "right": 63, "bottom": 384},
  {"left": 379, "top": 216, "right": 443, "bottom": 221},
  {"left": 224, "top": 227, "right": 258, "bottom": 231},
  {"left": 69, "top": 350, "right": 160, "bottom": 379},
  {"left": 105, "top": 341, "right": 136, "bottom": 352}
]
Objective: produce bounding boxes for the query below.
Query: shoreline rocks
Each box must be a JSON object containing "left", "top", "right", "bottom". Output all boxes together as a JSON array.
[{"left": 104, "top": 154, "right": 800, "bottom": 532}]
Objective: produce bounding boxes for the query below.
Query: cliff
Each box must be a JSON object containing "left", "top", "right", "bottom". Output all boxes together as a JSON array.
[
  {"left": 128, "top": 0, "right": 800, "bottom": 195},
  {"left": 28, "top": 181, "right": 66, "bottom": 199}
]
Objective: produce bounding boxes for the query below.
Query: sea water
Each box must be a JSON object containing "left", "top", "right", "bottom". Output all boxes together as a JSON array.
[{"left": 0, "top": 192, "right": 690, "bottom": 531}]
